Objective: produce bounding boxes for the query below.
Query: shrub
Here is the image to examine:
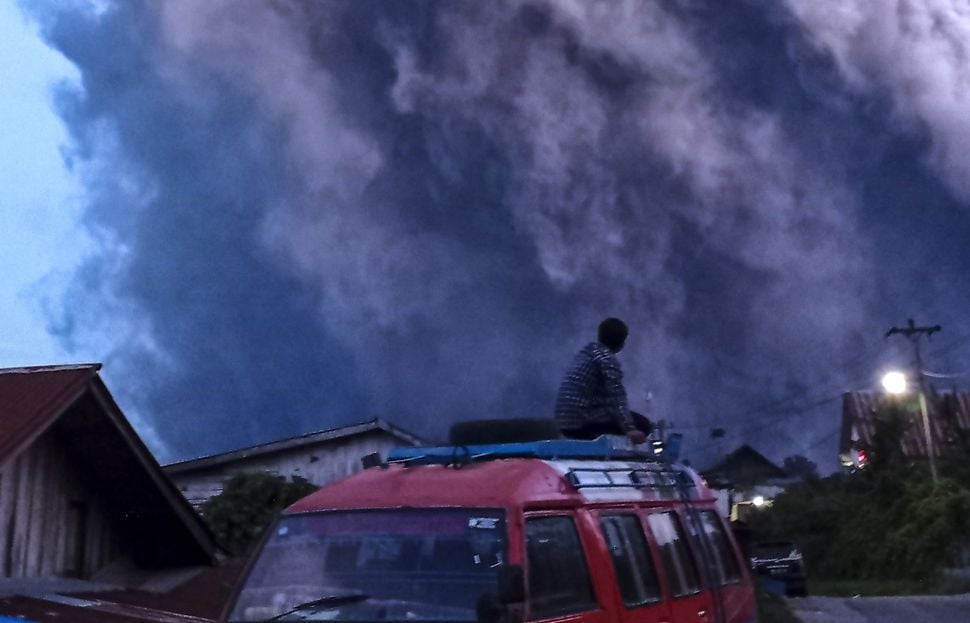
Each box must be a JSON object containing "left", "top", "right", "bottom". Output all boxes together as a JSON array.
[
  {"left": 749, "top": 465, "right": 970, "bottom": 584},
  {"left": 200, "top": 472, "right": 319, "bottom": 555}
]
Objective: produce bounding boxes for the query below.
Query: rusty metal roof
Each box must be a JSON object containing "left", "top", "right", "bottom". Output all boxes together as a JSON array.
[
  {"left": 0, "top": 364, "right": 101, "bottom": 467},
  {"left": 841, "top": 390, "right": 970, "bottom": 459}
]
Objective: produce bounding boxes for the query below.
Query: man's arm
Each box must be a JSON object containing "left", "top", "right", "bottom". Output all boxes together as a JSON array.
[{"left": 599, "top": 353, "right": 634, "bottom": 432}]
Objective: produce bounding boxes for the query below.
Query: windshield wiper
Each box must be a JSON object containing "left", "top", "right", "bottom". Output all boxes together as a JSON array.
[{"left": 266, "top": 592, "right": 369, "bottom": 621}]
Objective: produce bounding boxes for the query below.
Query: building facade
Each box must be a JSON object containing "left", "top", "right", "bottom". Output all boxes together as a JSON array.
[{"left": 164, "top": 419, "right": 424, "bottom": 508}]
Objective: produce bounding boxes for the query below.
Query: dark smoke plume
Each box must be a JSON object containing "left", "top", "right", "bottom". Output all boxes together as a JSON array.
[{"left": 23, "top": 0, "right": 970, "bottom": 466}]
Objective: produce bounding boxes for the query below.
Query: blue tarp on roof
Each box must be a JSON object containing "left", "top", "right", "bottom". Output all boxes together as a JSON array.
[{"left": 387, "top": 437, "right": 664, "bottom": 464}]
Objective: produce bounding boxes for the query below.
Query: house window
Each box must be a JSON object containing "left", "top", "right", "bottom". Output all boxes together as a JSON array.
[{"left": 526, "top": 516, "right": 597, "bottom": 619}]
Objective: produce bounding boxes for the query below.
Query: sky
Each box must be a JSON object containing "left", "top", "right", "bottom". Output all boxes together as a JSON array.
[
  {"left": 0, "top": 0, "right": 83, "bottom": 363},
  {"left": 3, "top": 0, "right": 970, "bottom": 469}
]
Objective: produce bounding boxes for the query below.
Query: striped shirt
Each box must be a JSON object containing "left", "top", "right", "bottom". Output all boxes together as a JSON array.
[{"left": 554, "top": 342, "right": 633, "bottom": 432}]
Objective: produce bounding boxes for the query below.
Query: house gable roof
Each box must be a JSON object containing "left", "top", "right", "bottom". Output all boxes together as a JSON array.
[
  {"left": 163, "top": 418, "right": 425, "bottom": 474},
  {"left": 0, "top": 363, "right": 97, "bottom": 464},
  {"left": 702, "top": 444, "right": 788, "bottom": 486},
  {"left": 0, "top": 364, "right": 218, "bottom": 568}
]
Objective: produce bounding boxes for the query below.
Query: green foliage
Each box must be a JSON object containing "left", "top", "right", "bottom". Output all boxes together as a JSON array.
[
  {"left": 868, "top": 399, "right": 911, "bottom": 470},
  {"left": 756, "top": 588, "right": 800, "bottom": 623},
  {"left": 200, "top": 472, "right": 319, "bottom": 555},
  {"left": 748, "top": 465, "right": 970, "bottom": 584}
]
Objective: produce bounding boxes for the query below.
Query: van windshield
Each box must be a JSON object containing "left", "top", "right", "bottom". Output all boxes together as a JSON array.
[{"left": 228, "top": 509, "right": 507, "bottom": 622}]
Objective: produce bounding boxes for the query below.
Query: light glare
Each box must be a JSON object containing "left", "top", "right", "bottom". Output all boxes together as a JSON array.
[{"left": 881, "top": 371, "right": 908, "bottom": 395}]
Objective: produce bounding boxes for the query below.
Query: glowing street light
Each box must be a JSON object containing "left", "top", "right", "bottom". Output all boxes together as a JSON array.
[
  {"left": 881, "top": 371, "right": 908, "bottom": 395},
  {"left": 752, "top": 495, "right": 765, "bottom": 507}
]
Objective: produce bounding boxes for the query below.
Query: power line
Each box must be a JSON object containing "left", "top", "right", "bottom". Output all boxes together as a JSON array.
[
  {"left": 670, "top": 324, "right": 970, "bottom": 456},
  {"left": 803, "top": 426, "right": 841, "bottom": 452},
  {"left": 679, "top": 352, "right": 879, "bottom": 431},
  {"left": 922, "top": 369, "right": 970, "bottom": 379},
  {"left": 687, "top": 392, "right": 846, "bottom": 456},
  {"left": 680, "top": 354, "right": 905, "bottom": 456},
  {"left": 684, "top": 325, "right": 970, "bottom": 436},
  {"left": 680, "top": 358, "right": 884, "bottom": 436},
  {"left": 924, "top": 329, "right": 970, "bottom": 359}
]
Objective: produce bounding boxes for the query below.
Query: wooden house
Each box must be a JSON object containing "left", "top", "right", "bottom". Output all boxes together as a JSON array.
[
  {"left": 164, "top": 418, "right": 424, "bottom": 508},
  {"left": 0, "top": 364, "right": 217, "bottom": 585},
  {"left": 701, "top": 444, "right": 792, "bottom": 520}
]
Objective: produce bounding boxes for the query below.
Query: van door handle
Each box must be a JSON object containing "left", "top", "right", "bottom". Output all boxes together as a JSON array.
[{"left": 697, "top": 609, "right": 707, "bottom": 618}]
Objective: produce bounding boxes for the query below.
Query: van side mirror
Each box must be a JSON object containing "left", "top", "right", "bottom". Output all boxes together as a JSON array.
[{"left": 498, "top": 565, "right": 525, "bottom": 604}]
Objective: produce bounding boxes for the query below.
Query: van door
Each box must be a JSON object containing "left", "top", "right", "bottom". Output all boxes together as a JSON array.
[
  {"left": 523, "top": 514, "right": 613, "bottom": 623},
  {"left": 597, "top": 514, "right": 672, "bottom": 623},
  {"left": 644, "top": 512, "right": 711, "bottom": 623},
  {"left": 683, "top": 510, "right": 756, "bottom": 623}
]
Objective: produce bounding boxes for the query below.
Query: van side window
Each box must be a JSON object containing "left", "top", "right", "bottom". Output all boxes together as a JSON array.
[
  {"left": 526, "top": 517, "right": 597, "bottom": 620},
  {"left": 693, "top": 511, "right": 742, "bottom": 585},
  {"left": 646, "top": 512, "right": 701, "bottom": 597},
  {"left": 599, "top": 515, "right": 662, "bottom": 607}
]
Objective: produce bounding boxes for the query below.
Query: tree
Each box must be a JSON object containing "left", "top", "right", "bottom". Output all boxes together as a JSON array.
[
  {"left": 782, "top": 455, "right": 819, "bottom": 481},
  {"left": 200, "top": 472, "right": 319, "bottom": 555},
  {"left": 869, "top": 396, "right": 913, "bottom": 471}
]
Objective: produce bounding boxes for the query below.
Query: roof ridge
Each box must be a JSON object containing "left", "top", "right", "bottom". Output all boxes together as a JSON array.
[
  {"left": 163, "top": 417, "right": 387, "bottom": 468},
  {"left": 0, "top": 363, "right": 102, "bottom": 375}
]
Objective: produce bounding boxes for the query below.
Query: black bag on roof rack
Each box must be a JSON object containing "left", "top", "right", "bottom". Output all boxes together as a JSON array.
[{"left": 449, "top": 418, "right": 564, "bottom": 446}]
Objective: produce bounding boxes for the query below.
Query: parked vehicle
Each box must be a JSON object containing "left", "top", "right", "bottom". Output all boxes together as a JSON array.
[
  {"left": 750, "top": 541, "right": 807, "bottom": 597},
  {"left": 222, "top": 434, "right": 758, "bottom": 623}
]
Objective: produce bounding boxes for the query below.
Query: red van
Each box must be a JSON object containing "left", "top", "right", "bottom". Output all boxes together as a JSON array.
[{"left": 223, "top": 437, "right": 758, "bottom": 623}]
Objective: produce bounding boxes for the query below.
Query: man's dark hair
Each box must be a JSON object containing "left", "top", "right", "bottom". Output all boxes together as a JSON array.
[{"left": 597, "top": 317, "right": 628, "bottom": 351}]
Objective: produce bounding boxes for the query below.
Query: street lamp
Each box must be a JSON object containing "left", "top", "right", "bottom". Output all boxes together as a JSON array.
[
  {"left": 752, "top": 495, "right": 765, "bottom": 507},
  {"left": 881, "top": 371, "right": 908, "bottom": 395}
]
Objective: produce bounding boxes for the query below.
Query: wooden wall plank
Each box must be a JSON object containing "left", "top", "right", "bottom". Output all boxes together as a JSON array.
[
  {"left": 12, "top": 452, "right": 28, "bottom": 576},
  {"left": 0, "top": 429, "right": 123, "bottom": 579},
  {"left": 0, "top": 469, "right": 8, "bottom": 576}
]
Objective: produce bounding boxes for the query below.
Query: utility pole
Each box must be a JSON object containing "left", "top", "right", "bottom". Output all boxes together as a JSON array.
[{"left": 885, "top": 319, "right": 941, "bottom": 483}]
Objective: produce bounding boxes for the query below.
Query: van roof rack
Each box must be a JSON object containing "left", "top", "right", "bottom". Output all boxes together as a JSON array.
[
  {"left": 565, "top": 466, "right": 696, "bottom": 498},
  {"left": 386, "top": 437, "right": 667, "bottom": 465}
]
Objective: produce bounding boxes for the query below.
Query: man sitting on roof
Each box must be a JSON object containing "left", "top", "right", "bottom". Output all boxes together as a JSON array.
[{"left": 555, "top": 317, "right": 652, "bottom": 445}]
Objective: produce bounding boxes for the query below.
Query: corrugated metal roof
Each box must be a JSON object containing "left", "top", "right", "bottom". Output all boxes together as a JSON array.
[
  {"left": 841, "top": 389, "right": 970, "bottom": 459},
  {"left": 0, "top": 364, "right": 101, "bottom": 468},
  {"left": 164, "top": 418, "right": 425, "bottom": 474}
]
